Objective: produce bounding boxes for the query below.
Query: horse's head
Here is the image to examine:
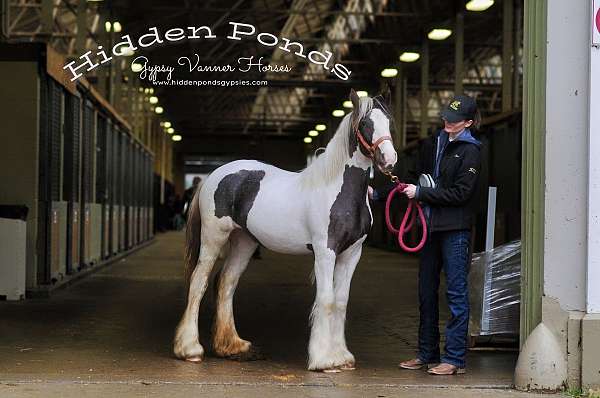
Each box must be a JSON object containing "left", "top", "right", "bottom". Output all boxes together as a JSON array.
[{"left": 349, "top": 88, "right": 397, "bottom": 173}]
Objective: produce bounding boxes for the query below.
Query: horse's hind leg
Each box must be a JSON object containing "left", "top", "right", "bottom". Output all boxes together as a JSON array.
[
  {"left": 174, "top": 224, "right": 230, "bottom": 362},
  {"left": 212, "top": 230, "right": 259, "bottom": 359}
]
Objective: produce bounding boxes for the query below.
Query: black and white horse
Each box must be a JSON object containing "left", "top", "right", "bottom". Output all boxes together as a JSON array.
[{"left": 174, "top": 89, "right": 397, "bottom": 372}]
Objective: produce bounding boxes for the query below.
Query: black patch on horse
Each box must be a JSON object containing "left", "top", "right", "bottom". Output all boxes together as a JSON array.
[
  {"left": 214, "top": 169, "right": 266, "bottom": 230},
  {"left": 327, "top": 165, "right": 372, "bottom": 254},
  {"left": 306, "top": 244, "right": 313, "bottom": 252},
  {"left": 349, "top": 111, "right": 376, "bottom": 158}
]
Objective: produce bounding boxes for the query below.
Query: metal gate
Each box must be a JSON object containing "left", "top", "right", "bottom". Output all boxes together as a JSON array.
[
  {"left": 63, "top": 93, "right": 81, "bottom": 274},
  {"left": 37, "top": 75, "right": 64, "bottom": 284}
]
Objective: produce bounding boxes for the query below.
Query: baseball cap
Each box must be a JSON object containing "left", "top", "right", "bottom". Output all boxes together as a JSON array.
[{"left": 440, "top": 94, "right": 477, "bottom": 123}]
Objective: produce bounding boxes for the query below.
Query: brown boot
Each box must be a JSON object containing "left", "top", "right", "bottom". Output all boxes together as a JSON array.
[
  {"left": 398, "top": 358, "right": 436, "bottom": 370},
  {"left": 427, "top": 362, "right": 466, "bottom": 375}
]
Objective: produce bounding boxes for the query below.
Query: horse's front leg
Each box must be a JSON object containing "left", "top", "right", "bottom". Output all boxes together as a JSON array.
[
  {"left": 308, "top": 247, "right": 338, "bottom": 371},
  {"left": 331, "top": 237, "right": 366, "bottom": 370}
]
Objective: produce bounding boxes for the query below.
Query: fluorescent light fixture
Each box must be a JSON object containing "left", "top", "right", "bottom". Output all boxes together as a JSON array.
[
  {"left": 164, "top": 121, "right": 172, "bottom": 128},
  {"left": 167, "top": 127, "right": 174, "bottom": 134},
  {"left": 332, "top": 109, "right": 345, "bottom": 117},
  {"left": 149, "top": 96, "right": 158, "bottom": 104},
  {"left": 343, "top": 100, "right": 353, "bottom": 109},
  {"left": 356, "top": 91, "right": 368, "bottom": 98},
  {"left": 113, "top": 21, "right": 122, "bottom": 33},
  {"left": 172, "top": 135, "right": 182, "bottom": 142},
  {"left": 428, "top": 28, "right": 452, "bottom": 40},
  {"left": 466, "top": 0, "right": 494, "bottom": 11},
  {"left": 381, "top": 68, "right": 398, "bottom": 78},
  {"left": 308, "top": 130, "right": 319, "bottom": 137},
  {"left": 315, "top": 124, "right": 326, "bottom": 131},
  {"left": 104, "top": 21, "right": 111, "bottom": 32},
  {"left": 304, "top": 137, "right": 312, "bottom": 144},
  {"left": 399, "top": 52, "right": 420, "bottom": 62},
  {"left": 154, "top": 106, "right": 164, "bottom": 114},
  {"left": 131, "top": 63, "right": 142, "bottom": 72}
]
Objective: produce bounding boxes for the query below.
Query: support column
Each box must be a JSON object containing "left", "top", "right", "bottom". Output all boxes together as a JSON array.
[
  {"left": 513, "top": 0, "right": 523, "bottom": 109},
  {"left": 502, "top": 0, "right": 515, "bottom": 111},
  {"left": 520, "top": 0, "right": 546, "bottom": 344},
  {"left": 393, "top": 65, "right": 406, "bottom": 149},
  {"left": 75, "top": 0, "right": 87, "bottom": 55},
  {"left": 420, "top": 40, "right": 429, "bottom": 139},
  {"left": 454, "top": 10, "right": 464, "bottom": 95},
  {"left": 41, "top": 0, "right": 53, "bottom": 37}
]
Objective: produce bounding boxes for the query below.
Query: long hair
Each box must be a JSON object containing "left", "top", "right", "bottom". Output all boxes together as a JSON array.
[
  {"left": 184, "top": 186, "right": 201, "bottom": 290},
  {"left": 299, "top": 96, "right": 373, "bottom": 188}
]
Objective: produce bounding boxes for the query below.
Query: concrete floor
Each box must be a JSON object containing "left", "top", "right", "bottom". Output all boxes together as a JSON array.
[{"left": 0, "top": 231, "right": 534, "bottom": 397}]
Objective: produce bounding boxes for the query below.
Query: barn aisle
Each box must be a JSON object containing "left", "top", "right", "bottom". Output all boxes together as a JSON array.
[{"left": 0, "top": 232, "right": 518, "bottom": 395}]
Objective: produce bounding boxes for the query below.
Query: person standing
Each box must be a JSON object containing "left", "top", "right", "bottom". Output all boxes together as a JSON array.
[{"left": 371, "top": 94, "right": 482, "bottom": 375}]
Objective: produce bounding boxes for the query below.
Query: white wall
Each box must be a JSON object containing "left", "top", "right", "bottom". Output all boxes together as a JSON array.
[
  {"left": 587, "top": 2, "right": 600, "bottom": 314},
  {"left": 543, "top": 0, "right": 590, "bottom": 312}
]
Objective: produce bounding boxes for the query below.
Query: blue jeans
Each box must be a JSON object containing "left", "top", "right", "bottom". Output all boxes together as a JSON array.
[{"left": 417, "top": 229, "right": 471, "bottom": 368}]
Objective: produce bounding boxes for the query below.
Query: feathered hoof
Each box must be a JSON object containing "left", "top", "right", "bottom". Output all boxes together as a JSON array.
[{"left": 173, "top": 339, "right": 205, "bottom": 363}]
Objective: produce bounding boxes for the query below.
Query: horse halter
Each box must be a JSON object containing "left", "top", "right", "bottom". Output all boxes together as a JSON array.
[{"left": 352, "top": 118, "right": 393, "bottom": 160}]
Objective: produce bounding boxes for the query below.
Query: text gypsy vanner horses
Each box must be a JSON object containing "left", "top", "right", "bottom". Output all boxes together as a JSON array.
[{"left": 174, "top": 89, "right": 397, "bottom": 372}]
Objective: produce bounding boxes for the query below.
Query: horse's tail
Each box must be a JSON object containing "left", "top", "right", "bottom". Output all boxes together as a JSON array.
[{"left": 184, "top": 186, "right": 202, "bottom": 289}]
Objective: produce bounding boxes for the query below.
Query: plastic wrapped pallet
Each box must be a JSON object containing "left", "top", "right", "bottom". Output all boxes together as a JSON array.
[{"left": 469, "top": 240, "right": 521, "bottom": 336}]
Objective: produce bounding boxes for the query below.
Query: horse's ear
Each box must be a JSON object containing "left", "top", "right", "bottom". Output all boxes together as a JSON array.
[
  {"left": 349, "top": 88, "right": 360, "bottom": 111},
  {"left": 349, "top": 89, "right": 360, "bottom": 128},
  {"left": 382, "top": 85, "right": 392, "bottom": 108}
]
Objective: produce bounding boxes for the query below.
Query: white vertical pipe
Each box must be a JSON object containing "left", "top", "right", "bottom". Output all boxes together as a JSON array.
[{"left": 486, "top": 186, "right": 497, "bottom": 252}]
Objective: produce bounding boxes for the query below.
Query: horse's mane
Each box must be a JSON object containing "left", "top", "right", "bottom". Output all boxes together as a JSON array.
[{"left": 299, "top": 96, "right": 374, "bottom": 189}]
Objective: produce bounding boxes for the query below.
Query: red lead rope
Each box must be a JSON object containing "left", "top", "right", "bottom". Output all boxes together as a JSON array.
[{"left": 384, "top": 182, "right": 428, "bottom": 252}]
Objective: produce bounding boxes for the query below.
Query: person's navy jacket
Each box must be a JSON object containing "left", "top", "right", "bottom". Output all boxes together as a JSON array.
[{"left": 374, "top": 128, "right": 482, "bottom": 232}]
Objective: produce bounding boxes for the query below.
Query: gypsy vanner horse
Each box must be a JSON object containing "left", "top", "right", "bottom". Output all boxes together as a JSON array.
[{"left": 174, "top": 89, "right": 397, "bottom": 372}]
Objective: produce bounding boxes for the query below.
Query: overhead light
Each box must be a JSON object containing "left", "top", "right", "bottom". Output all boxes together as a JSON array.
[
  {"left": 104, "top": 21, "right": 112, "bottom": 32},
  {"left": 154, "top": 106, "right": 164, "bottom": 114},
  {"left": 381, "top": 68, "right": 398, "bottom": 78},
  {"left": 148, "top": 88, "right": 154, "bottom": 94},
  {"left": 167, "top": 127, "right": 174, "bottom": 134},
  {"left": 332, "top": 109, "right": 345, "bottom": 117},
  {"left": 356, "top": 91, "right": 368, "bottom": 98},
  {"left": 343, "top": 100, "right": 353, "bottom": 108},
  {"left": 131, "top": 63, "right": 143, "bottom": 72},
  {"left": 117, "top": 47, "right": 134, "bottom": 57},
  {"left": 315, "top": 124, "right": 326, "bottom": 131},
  {"left": 428, "top": 28, "right": 452, "bottom": 40},
  {"left": 399, "top": 52, "right": 420, "bottom": 62},
  {"left": 466, "top": 0, "right": 494, "bottom": 11},
  {"left": 160, "top": 121, "right": 165, "bottom": 127},
  {"left": 138, "top": 87, "right": 143, "bottom": 93},
  {"left": 172, "top": 135, "right": 182, "bottom": 142},
  {"left": 308, "top": 130, "right": 318, "bottom": 137},
  {"left": 164, "top": 121, "right": 172, "bottom": 128},
  {"left": 113, "top": 21, "right": 122, "bottom": 33},
  {"left": 304, "top": 137, "right": 312, "bottom": 144},
  {"left": 149, "top": 96, "right": 158, "bottom": 104}
]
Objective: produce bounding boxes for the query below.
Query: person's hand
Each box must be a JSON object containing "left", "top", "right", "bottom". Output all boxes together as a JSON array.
[
  {"left": 367, "top": 186, "right": 374, "bottom": 200},
  {"left": 404, "top": 184, "right": 417, "bottom": 199}
]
